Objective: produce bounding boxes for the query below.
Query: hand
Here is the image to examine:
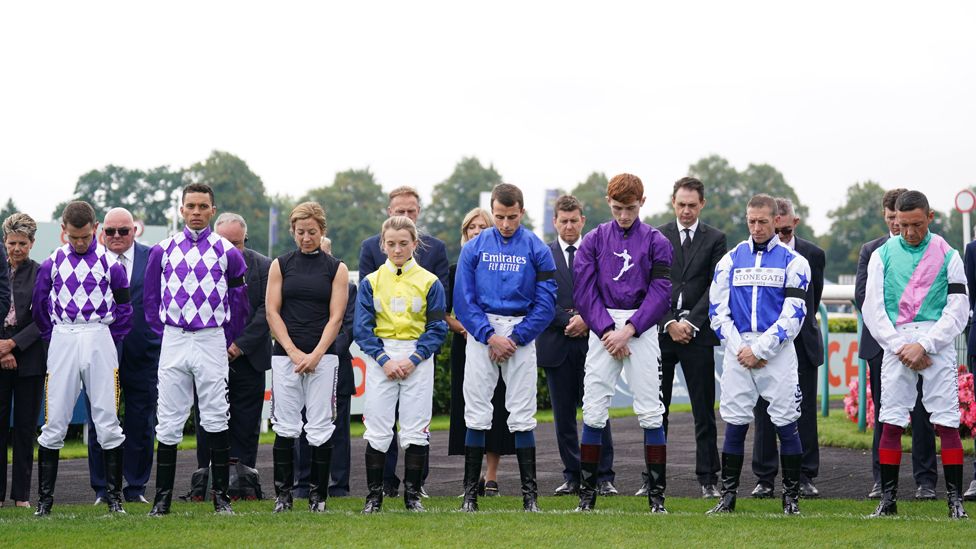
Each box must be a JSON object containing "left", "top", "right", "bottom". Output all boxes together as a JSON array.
[
  {"left": 736, "top": 346, "right": 766, "bottom": 369},
  {"left": 296, "top": 350, "right": 324, "bottom": 374},
  {"left": 287, "top": 348, "right": 308, "bottom": 372},
  {"left": 666, "top": 322, "right": 694, "bottom": 345},
  {"left": 383, "top": 360, "right": 405, "bottom": 380},
  {"left": 0, "top": 339, "right": 15, "bottom": 356},
  {"left": 896, "top": 343, "right": 930, "bottom": 371},
  {"left": 488, "top": 334, "right": 517, "bottom": 363},
  {"left": 398, "top": 359, "right": 417, "bottom": 379},
  {"left": 564, "top": 315, "right": 589, "bottom": 338},
  {"left": 601, "top": 325, "right": 635, "bottom": 360},
  {"left": 0, "top": 354, "right": 16, "bottom": 370},
  {"left": 227, "top": 343, "right": 242, "bottom": 362}
]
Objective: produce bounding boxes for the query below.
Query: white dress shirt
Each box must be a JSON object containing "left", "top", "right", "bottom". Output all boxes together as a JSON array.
[{"left": 111, "top": 245, "right": 135, "bottom": 284}]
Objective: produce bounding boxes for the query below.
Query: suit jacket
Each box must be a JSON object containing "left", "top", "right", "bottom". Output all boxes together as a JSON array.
[
  {"left": 792, "top": 236, "right": 826, "bottom": 368},
  {"left": 4, "top": 258, "right": 45, "bottom": 377},
  {"left": 0, "top": 246, "right": 9, "bottom": 323},
  {"left": 333, "top": 281, "right": 357, "bottom": 396},
  {"left": 855, "top": 235, "right": 888, "bottom": 361},
  {"left": 537, "top": 239, "right": 589, "bottom": 368},
  {"left": 964, "top": 240, "right": 976, "bottom": 354},
  {"left": 656, "top": 220, "right": 727, "bottom": 347},
  {"left": 121, "top": 242, "right": 162, "bottom": 371},
  {"left": 233, "top": 247, "right": 273, "bottom": 373},
  {"left": 358, "top": 232, "right": 450, "bottom": 292}
]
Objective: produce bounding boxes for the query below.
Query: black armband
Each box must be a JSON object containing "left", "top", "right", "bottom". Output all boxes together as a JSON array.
[
  {"left": 650, "top": 264, "right": 671, "bottom": 279},
  {"left": 949, "top": 283, "right": 967, "bottom": 295},
  {"left": 228, "top": 276, "right": 246, "bottom": 288},
  {"left": 113, "top": 287, "right": 131, "bottom": 305},
  {"left": 785, "top": 287, "right": 806, "bottom": 300},
  {"left": 536, "top": 270, "right": 555, "bottom": 282},
  {"left": 427, "top": 309, "right": 446, "bottom": 322}
]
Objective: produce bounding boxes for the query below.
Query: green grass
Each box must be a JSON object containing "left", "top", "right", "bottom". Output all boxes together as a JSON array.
[{"left": 1, "top": 497, "right": 973, "bottom": 548}]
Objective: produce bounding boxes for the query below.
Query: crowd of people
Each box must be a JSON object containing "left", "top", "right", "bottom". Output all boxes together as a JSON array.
[{"left": 0, "top": 176, "right": 974, "bottom": 519}]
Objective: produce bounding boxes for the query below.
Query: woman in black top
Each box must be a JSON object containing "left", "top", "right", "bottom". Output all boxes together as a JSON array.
[
  {"left": 0, "top": 213, "right": 45, "bottom": 508},
  {"left": 266, "top": 202, "right": 349, "bottom": 513},
  {"left": 446, "top": 208, "right": 515, "bottom": 496}
]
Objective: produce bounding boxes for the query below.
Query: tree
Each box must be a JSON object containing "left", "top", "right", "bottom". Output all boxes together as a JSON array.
[
  {"left": 267, "top": 193, "right": 298, "bottom": 259},
  {"left": 569, "top": 172, "right": 609, "bottom": 222},
  {"left": 423, "top": 157, "right": 504, "bottom": 262},
  {"left": 53, "top": 165, "right": 183, "bottom": 224},
  {"left": 184, "top": 151, "right": 270, "bottom": 254},
  {"left": 822, "top": 181, "right": 889, "bottom": 280},
  {"left": 302, "top": 168, "right": 387, "bottom": 270},
  {"left": 0, "top": 197, "right": 18, "bottom": 222}
]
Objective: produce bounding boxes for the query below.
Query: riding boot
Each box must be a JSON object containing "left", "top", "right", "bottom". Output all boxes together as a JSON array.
[
  {"left": 944, "top": 463, "right": 969, "bottom": 519},
  {"left": 272, "top": 437, "right": 295, "bottom": 513},
  {"left": 516, "top": 447, "right": 540, "bottom": 512},
  {"left": 707, "top": 453, "right": 742, "bottom": 514},
  {"left": 103, "top": 446, "right": 126, "bottom": 513},
  {"left": 149, "top": 443, "right": 178, "bottom": 516},
  {"left": 460, "top": 445, "right": 484, "bottom": 512},
  {"left": 363, "top": 445, "right": 386, "bottom": 514},
  {"left": 403, "top": 445, "right": 427, "bottom": 512},
  {"left": 210, "top": 431, "right": 233, "bottom": 515},
  {"left": 575, "top": 444, "right": 601, "bottom": 512},
  {"left": 34, "top": 446, "right": 59, "bottom": 517},
  {"left": 308, "top": 444, "right": 332, "bottom": 512},
  {"left": 870, "top": 463, "right": 899, "bottom": 517},
  {"left": 781, "top": 453, "right": 801, "bottom": 515}
]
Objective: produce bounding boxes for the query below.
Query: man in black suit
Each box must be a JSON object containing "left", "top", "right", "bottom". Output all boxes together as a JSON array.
[
  {"left": 195, "top": 213, "right": 272, "bottom": 472},
  {"left": 854, "top": 188, "right": 939, "bottom": 500},
  {"left": 965, "top": 237, "right": 976, "bottom": 500},
  {"left": 750, "top": 198, "right": 826, "bottom": 499},
  {"left": 86, "top": 208, "right": 161, "bottom": 503},
  {"left": 358, "top": 186, "right": 449, "bottom": 496},
  {"left": 538, "top": 195, "right": 615, "bottom": 496},
  {"left": 653, "top": 177, "right": 726, "bottom": 498}
]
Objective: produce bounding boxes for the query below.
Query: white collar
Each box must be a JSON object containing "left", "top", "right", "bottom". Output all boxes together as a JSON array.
[
  {"left": 112, "top": 245, "right": 135, "bottom": 264},
  {"left": 557, "top": 235, "right": 581, "bottom": 253},
  {"left": 384, "top": 257, "right": 416, "bottom": 274},
  {"left": 676, "top": 218, "right": 700, "bottom": 233}
]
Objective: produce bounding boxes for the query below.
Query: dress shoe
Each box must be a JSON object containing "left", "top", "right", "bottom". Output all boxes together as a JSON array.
[
  {"left": 867, "top": 483, "right": 883, "bottom": 499},
  {"left": 915, "top": 486, "right": 936, "bottom": 500},
  {"left": 553, "top": 480, "right": 579, "bottom": 496},
  {"left": 963, "top": 480, "right": 976, "bottom": 501},
  {"left": 598, "top": 481, "right": 618, "bottom": 496},
  {"left": 634, "top": 482, "right": 649, "bottom": 497},
  {"left": 701, "top": 484, "right": 721, "bottom": 499},
  {"left": 483, "top": 480, "right": 499, "bottom": 497},
  {"left": 751, "top": 481, "right": 774, "bottom": 499},
  {"left": 800, "top": 480, "right": 820, "bottom": 498}
]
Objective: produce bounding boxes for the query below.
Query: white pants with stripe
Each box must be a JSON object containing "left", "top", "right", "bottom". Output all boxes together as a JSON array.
[
  {"left": 270, "top": 354, "right": 339, "bottom": 447},
  {"left": 719, "top": 331, "right": 801, "bottom": 427},
  {"left": 464, "top": 314, "right": 538, "bottom": 433},
  {"left": 582, "top": 309, "right": 665, "bottom": 430},
  {"left": 363, "top": 339, "right": 433, "bottom": 452},
  {"left": 880, "top": 321, "right": 960, "bottom": 428},
  {"left": 155, "top": 326, "right": 230, "bottom": 446},
  {"left": 38, "top": 324, "right": 124, "bottom": 450}
]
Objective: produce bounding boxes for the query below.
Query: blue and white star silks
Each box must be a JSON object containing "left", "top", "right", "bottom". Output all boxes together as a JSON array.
[
  {"left": 775, "top": 324, "right": 789, "bottom": 343},
  {"left": 791, "top": 304, "right": 806, "bottom": 320},
  {"left": 796, "top": 272, "right": 809, "bottom": 290}
]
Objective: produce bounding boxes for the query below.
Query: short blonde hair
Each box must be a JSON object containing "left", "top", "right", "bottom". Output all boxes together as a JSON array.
[
  {"left": 290, "top": 201, "right": 327, "bottom": 232},
  {"left": 3, "top": 213, "right": 37, "bottom": 242},
  {"left": 460, "top": 207, "right": 492, "bottom": 245},
  {"left": 381, "top": 216, "right": 419, "bottom": 247},
  {"left": 388, "top": 186, "right": 421, "bottom": 205}
]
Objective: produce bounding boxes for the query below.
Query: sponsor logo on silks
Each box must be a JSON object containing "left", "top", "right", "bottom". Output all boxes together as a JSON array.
[
  {"left": 482, "top": 252, "right": 528, "bottom": 272},
  {"left": 731, "top": 267, "right": 786, "bottom": 287},
  {"left": 613, "top": 249, "right": 634, "bottom": 281},
  {"left": 794, "top": 384, "right": 803, "bottom": 413}
]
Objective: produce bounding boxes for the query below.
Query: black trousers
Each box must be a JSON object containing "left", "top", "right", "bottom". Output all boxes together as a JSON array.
[
  {"left": 544, "top": 353, "right": 615, "bottom": 483},
  {"left": 196, "top": 360, "right": 266, "bottom": 468},
  {"left": 753, "top": 356, "right": 819, "bottom": 484},
  {"left": 294, "top": 394, "right": 351, "bottom": 497},
  {"left": 660, "top": 340, "right": 719, "bottom": 485},
  {"left": 868, "top": 354, "right": 937, "bottom": 487},
  {"left": 0, "top": 372, "right": 43, "bottom": 502}
]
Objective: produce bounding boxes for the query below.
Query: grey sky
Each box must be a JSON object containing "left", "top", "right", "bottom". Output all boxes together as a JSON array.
[{"left": 2, "top": 1, "right": 974, "bottom": 235}]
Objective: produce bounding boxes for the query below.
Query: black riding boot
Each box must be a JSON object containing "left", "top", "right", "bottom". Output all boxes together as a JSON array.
[
  {"left": 516, "top": 447, "right": 540, "bottom": 512},
  {"left": 34, "top": 446, "right": 59, "bottom": 517},
  {"left": 575, "top": 444, "right": 601, "bottom": 512},
  {"left": 272, "top": 436, "right": 295, "bottom": 513},
  {"left": 363, "top": 445, "right": 385, "bottom": 514},
  {"left": 645, "top": 444, "right": 667, "bottom": 514},
  {"left": 870, "top": 463, "right": 899, "bottom": 517},
  {"left": 461, "top": 445, "right": 484, "bottom": 512},
  {"left": 149, "top": 443, "right": 178, "bottom": 516},
  {"left": 707, "top": 453, "right": 743, "bottom": 514},
  {"left": 308, "top": 444, "right": 332, "bottom": 512},
  {"left": 944, "top": 463, "right": 969, "bottom": 519},
  {"left": 103, "top": 446, "right": 126, "bottom": 513},
  {"left": 404, "top": 445, "right": 427, "bottom": 512},
  {"left": 781, "top": 453, "right": 801, "bottom": 515},
  {"left": 210, "top": 431, "right": 233, "bottom": 515}
]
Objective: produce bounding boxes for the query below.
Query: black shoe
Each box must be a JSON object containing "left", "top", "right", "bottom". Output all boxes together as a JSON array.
[
  {"left": 869, "top": 463, "right": 898, "bottom": 517},
  {"left": 701, "top": 484, "right": 721, "bottom": 499},
  {"left": 516, "top": 447, "right": 540, "bottom": 512},
  {"left": 210, "top": 434, "right": 234, "bottom": 515},
  {"left": 403, "top": 445, "right": 427, "bottom": 512},
  {"left": 34, "top": 446, "right": 59, "bottom": 517},
  {"left": 598, "top": 481, "right": 618, "bottom": 496},
  {"left": 483, "top": 480, "right": 499, "bottom": 497},
  {"left": 308, "top": 444, "right": 332, "bottom": 513},
  {"left": 751, "top": 481, "right": 774, "bottom": 499},
  {"left": 634, "top": 482, "right": 649, "bottom": 497},
  {"left": 554, "top": 480, "right": 579, "bottom": 496},
  {"left": 868, "top": 483, "right": 883, "bottom": 499},
  {"left": 103, "top": 446, "right": 126, "bottom": 514},
  {"left": 915, "top": 485, "right": 937, "bottom": 500},
  {"left": 149, "top": 443, "right": 177, "bottom": 517},
  {"left": 799, "top": 480, "right": 819, "bottom": 499},
  {"left": 944, "top": 463, "right": 969, "bottom": 520},
  {"left": 964, "top": 480, "right": 976, "bottom": 502},
  {"left": 363, "top": 445, "right": 385, "bottom": 514},
  {"left": 781, "top": 455, "right": 801, "bottom": 515},
  {"left": 460, "top": 446, "right": 483, "bottom": 512},
  {"left": 272, "top": 438, "right": 294, "bottom": 513},
  {"left": 706, "top": 453, "right": 743, "bottom": 515}
]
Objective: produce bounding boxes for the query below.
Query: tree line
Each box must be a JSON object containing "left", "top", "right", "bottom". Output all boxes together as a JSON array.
[{"left": 1, "top": 150, "right": 962, "bottom": 280}]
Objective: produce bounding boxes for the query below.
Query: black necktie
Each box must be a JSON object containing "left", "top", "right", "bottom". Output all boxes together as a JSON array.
[
  {"left": 396, "top": 268, "right": 402, "bottom": 276},
  {"left": 681, "top": 228, "right": 692, "bottom": 253},
  {"left": 566, "top": 245, "right": 576, "bottom": 275}
]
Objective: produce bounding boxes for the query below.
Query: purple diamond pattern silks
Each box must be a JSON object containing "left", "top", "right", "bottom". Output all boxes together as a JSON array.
[
  {"left": 157, "top": 226, "right": 233, "bottom": 331},
  {"left": 48, "top": 242, "right": 117, "bottom": 326}
]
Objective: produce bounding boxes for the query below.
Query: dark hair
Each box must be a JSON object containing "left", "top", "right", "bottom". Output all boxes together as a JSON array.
[
  {"left": 672, "top": 176, "right": 705, "bottom": 201},
  {"left": 554, "top": 195, "right": 582, "bottom": 215},
  {"left": 895, "top": 190, "right": 929, "bottom": 213},
  {"left": 882, "top": 188, "right": 908, "bottom": 211},
  {"left": 182, "top": 183, "right": 215, "bottom": 206},
  {"left": 747, "top": 194, "right": 777, "bottom": 215},
  {"left": 491, "top": 183, "right": 524, "bottom": 210},
  {"left": 61, "top": 201, "right": 96, "bottom": 228},
  {"left": 607, "top": 173, "right": 643, "bottom": 203}
]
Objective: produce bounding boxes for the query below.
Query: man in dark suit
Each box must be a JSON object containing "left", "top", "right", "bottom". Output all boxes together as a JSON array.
[
  {"left": 87, "top": 208, "right": 161, "bottom": 503},
  {"left": 750, "top": 198, "right": 826, "bottom": 499},
  {"left": 195, "top": 213, "right": 272, "bottom": 472},
  {"left": 358, "top": 186, "right": 449, "bottom": 497},
  {"left": 653, "top": 177, "right": 726, "bottom": 498},
  {"left": 538, "top": 195, "right": 615, "bottom": 496},
  {"left": 965, "top": 237, "right": 976, "bottom": 500},
  {"left": 855, "top": 188, "right": 938, "bottom": 500}
]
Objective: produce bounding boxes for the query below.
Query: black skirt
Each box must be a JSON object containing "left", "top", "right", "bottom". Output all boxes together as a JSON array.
[{"left": 446, "top": 331, "right": 517, "bottom": 456}]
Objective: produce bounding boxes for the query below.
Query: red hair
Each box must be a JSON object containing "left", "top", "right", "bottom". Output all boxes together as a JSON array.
[{"left": 607, "top": 173, "right": 644, "bottom": 203}]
